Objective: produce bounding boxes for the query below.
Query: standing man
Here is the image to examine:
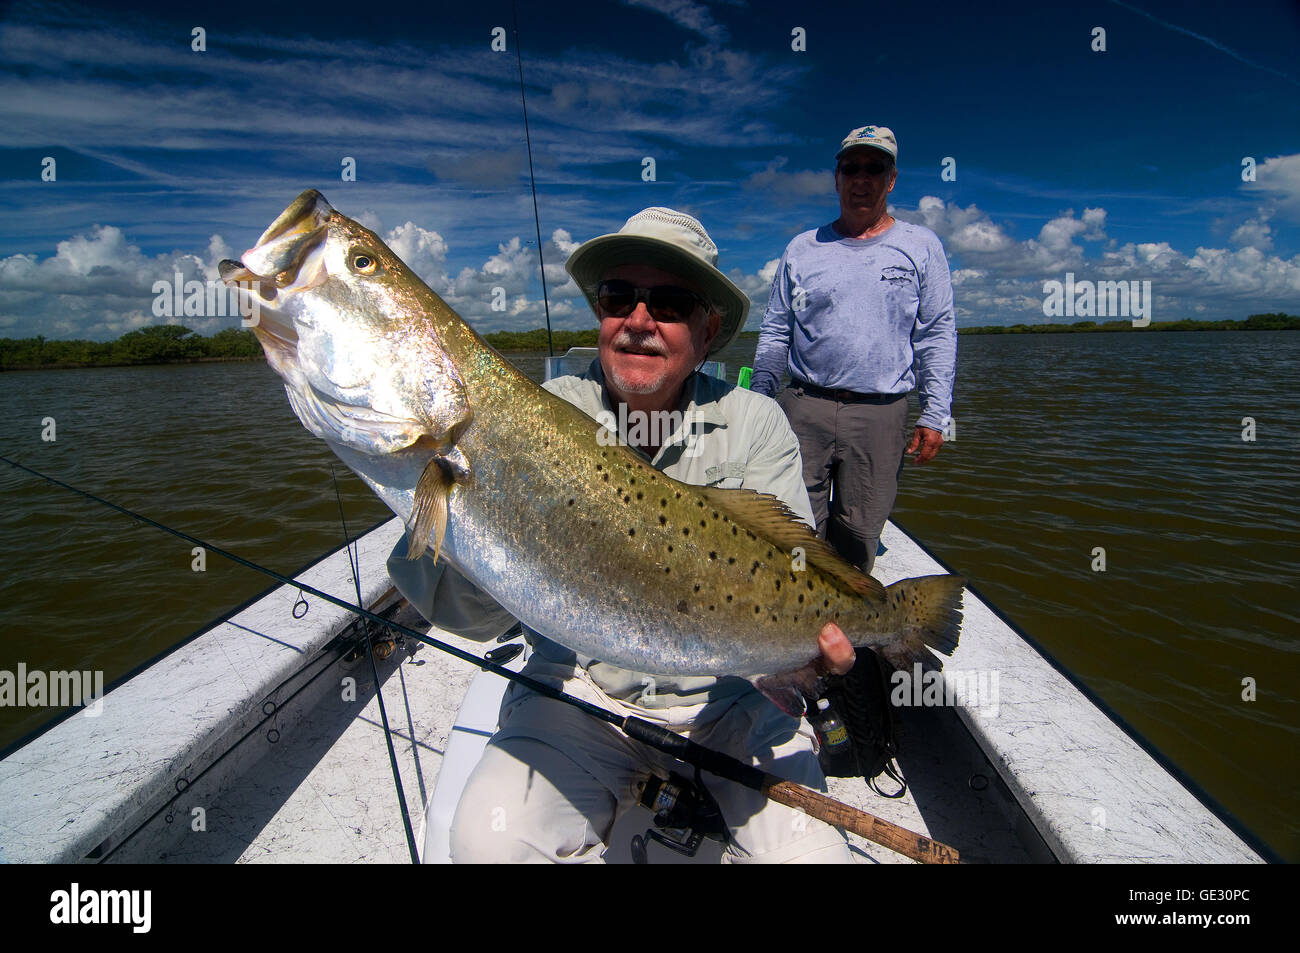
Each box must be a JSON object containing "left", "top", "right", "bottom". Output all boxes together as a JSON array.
[
  {"left": 388, "top": 207, "right": 854, "bottom": 863},
  {"left": 752, "top": 125, "right": 956, "bottom": 574}
]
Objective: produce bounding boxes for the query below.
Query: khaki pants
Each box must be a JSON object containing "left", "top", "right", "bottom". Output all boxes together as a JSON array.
[
  {"left": 449, "top": 672, "right": 852, "bottom": 864},
  {"left": 776, "top": 386, "right": 908, "bottom": 574}
]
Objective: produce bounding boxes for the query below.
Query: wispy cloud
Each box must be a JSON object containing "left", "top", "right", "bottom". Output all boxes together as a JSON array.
[
  {"left": 622, "top": 0, "right": 730, "bottom": 44},
  {"left": 1105, "top": 0, "right": 1300, "bottom": 88}
]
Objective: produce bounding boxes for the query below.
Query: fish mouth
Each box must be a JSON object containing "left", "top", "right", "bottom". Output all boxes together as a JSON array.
[
  {"left": 218, "top": 190, "right": 335, "bottom": 361},
  {"left": 219, "top": 190, "right": 434, "bottom": 455}
]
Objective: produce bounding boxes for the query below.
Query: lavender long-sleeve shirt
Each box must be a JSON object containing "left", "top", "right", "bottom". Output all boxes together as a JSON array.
[{"left": 752, "top": 221, "right": 956, "bottom": 431}]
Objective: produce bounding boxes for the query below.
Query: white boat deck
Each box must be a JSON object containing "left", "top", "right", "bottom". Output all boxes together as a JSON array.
[{"left": 105, "top": 606, "right": 1036, "bottom": 864}]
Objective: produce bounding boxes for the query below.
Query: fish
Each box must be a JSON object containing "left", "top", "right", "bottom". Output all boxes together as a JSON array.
[{"left": 219, "top": 190, "right": 964, "bottom": 711}]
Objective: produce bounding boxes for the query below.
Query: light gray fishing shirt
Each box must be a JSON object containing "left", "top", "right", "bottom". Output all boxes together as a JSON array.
[
  {"left": 385, "top": 359, "right": 815, "bottom": 709},
  {"left": 751, "top": 221, "right": 956, "bottom": 431}
]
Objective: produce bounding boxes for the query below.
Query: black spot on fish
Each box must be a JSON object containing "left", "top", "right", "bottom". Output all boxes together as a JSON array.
[
  {"left": 603, "top": 473, "right": 609, "bottom": 481},
  {"left": 665, "top": 566, "right": 671, "bottom": 574},
  {"left": 568, "top": 499, "right": 575, "bottom": 506},
  {"left": 682, "top": 528, "right": 690, "bottom": 536},
  {"left": 728, "top": 557, "right": 736, "bottom": 565},
  {"left": 700, "top": 520, "right": 706, "bottom": 528},
  {"left": 694, "top": 584, "right": 701, "bottom": 592},
  {"left": 732, "top": 527, "right": 738, "bottom": 535},
  {"left": 708, "top": 605, "right": 715, "bottom": 611},
  {"left": 807, "top": 580, "right": 814, "bottom": 590},
  {"left": 824, "top": 599, "right": 830, "bottom": 607},
  {"left": 675, "top": 491, "right": 682, "bottom": 498},
  {"left": 676, "top": 600, "right": 688, "bottom": 614},
  {"left": 725, "top": 594, "right": 732, "bottom": 602},
  {"left": 697, "top": 500, "right": 704, "bottom": 508},
  {"left": 636, "top": 492, "right": 643, "bottom": 500},
  {"left": 775, "top": 580, "right": 781, "bottom": 591},
  {"left": 713, "top": 511, "right": 719, "bottom": 519},
  {"left": 754, "top": 606, "right": 760, "bottom": 613},
  {"left": 659, "top": 515, "right": 667, "bottom": 525},
  {"left": 629, "top": 529, "right": 635, "bottom": 537},
  {"left": 798, "top": 594, "right": 804, "bottom": 603},
  {"left": 667, "top": 544, "right": 674, "bottom": 553},
  {"left": 709, "top": 551, "right": 717, "bottom": 560},
  {"left": 766, "top": 549, "right": 773, "bottom": 558},
  {"left": 596, "top": 464, "right": 602, "bottom": 471},
  {"left": 661, "top": 499, "right": 668, "bottom": 507}
]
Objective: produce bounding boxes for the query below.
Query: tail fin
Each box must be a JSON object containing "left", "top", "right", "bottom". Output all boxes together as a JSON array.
[{"left": 878, "top": 574, "right": 965, "bottom": 670}]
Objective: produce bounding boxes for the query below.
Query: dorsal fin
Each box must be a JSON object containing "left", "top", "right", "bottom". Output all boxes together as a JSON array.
[{"left": 696, "top": 486, "right": 886, "bottom": 600}]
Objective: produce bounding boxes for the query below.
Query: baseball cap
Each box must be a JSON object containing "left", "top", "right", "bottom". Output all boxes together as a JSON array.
[{"left": 836, "top": 125, "right": 898, "bottom": 162}]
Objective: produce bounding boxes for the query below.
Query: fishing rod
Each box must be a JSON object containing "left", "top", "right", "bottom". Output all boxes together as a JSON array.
[
  {"left": 331, "top": 466, "right": 420, "bottom": 864},
  {"left": 1, "top": 454, "right": 960, "bottom": 864},
  {"left": 511, "top": 0, "right": 553, "bottom": 357}
]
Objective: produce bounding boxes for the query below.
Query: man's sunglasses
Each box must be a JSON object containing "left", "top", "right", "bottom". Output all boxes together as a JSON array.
[
  {"left": 838, "top": 160, "right": 891, "bottom": 177},
  {"left": 595, "top": 280, "right": 708, "bottom": 322}
]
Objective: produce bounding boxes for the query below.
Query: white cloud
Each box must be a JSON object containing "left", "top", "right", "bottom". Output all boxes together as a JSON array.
[
  {"left": 1230, "top": 214, "right": 1273, "bottom": 251},
  {"left": 1242, "top": 153, "right": 1300, "bottom": 218},
  {"left": 743, "top": 158, "right": 831, "bottom": 204},
  {"left": 896, "top": 196, "right": 1300, "bottom": 323}
]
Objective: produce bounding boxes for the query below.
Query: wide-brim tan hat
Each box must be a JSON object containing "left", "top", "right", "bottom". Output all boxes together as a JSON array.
[{"left": 565, "top": 207, "right": 749, "bottom": 355}]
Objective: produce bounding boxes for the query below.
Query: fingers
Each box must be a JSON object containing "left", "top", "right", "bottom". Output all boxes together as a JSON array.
[
  {"left": 818, "top": 622, "right": 855, "bottom": 676},
  {"left": 909, "top": 426, "right": 943, "bottom": 464}
]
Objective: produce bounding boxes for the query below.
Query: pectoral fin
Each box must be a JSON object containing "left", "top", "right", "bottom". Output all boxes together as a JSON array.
[
  {"left": 751, "top": 661, "right": 825, "bottom": 718},
  {"left": 405, "top": 457, "right": 454, "bottom": 561}
]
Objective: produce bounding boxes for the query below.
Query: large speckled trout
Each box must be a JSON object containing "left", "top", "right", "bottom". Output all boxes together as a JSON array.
[{"left": 220, "top": 190, "right": 963, "bottom": 701}]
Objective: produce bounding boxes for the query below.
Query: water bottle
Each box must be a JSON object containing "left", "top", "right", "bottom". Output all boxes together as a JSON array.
[{"left": 808, "top": 697, "right": 857, "bottom": 776}]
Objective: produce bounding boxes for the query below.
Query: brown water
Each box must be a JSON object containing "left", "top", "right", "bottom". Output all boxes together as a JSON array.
[{"left": 1, "top": 330, "right": 1296, "bottom": 860}]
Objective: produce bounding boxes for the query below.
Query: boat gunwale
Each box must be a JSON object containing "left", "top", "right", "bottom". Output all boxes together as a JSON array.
[
  {"left": 890, "top": 515, "right": 1280, "bottom": 864},
  {"left": 0, "top": 514, "right": 394, "bottom": 763}
]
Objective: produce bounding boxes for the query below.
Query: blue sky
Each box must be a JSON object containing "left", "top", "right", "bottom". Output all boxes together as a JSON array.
[{"left": 1, "top": 0, "right": 1297, "bottom": 339}]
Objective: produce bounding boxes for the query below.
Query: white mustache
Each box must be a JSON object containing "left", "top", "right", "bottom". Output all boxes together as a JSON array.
[{"left": 614, "top": 333, "right": 667, "bottom": 356}]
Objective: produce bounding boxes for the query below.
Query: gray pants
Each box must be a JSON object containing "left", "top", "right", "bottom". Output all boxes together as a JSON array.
[{"left": 776, "top": 385, "right": 908, "bottom": 574}]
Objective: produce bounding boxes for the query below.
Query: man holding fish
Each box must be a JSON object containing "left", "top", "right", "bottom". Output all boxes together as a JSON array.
[
  {"left": 388, "top": 207, "right": 856, "bottom": 863},
  {"left": 222, "top": 189, "right": 960, "bottom": 864}
]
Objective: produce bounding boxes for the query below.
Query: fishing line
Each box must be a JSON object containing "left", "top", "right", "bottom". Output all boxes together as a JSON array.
[
  {"left": 0, "top": 454, "right": 628, "bottom": 724},
  {"left": 512, "top": 0, "right": 553, "bottom": 357},
  {"left": 1, "top": 454, "right": 962, "bottom": 863},
  {"left": 331, "top": 466, "right": 419, "bottom": 864}
]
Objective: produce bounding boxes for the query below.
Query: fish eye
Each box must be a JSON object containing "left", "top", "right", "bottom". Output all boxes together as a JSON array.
[{"left": 349, "top": 248, "right": 382, "bottom": 275}]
